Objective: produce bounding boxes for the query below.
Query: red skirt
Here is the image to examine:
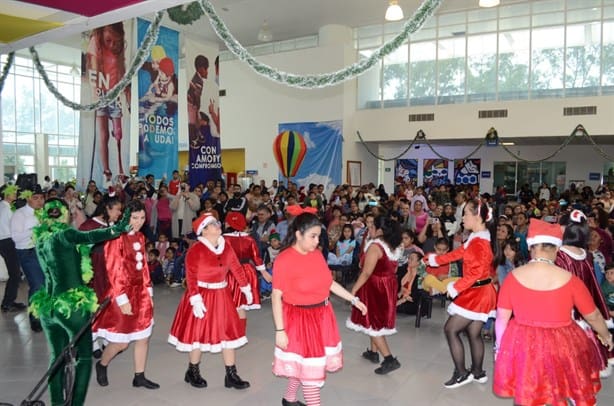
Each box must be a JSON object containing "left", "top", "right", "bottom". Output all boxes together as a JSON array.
[
  {"left": 272, "top": 301, "right": 342, "bottom": 387},
  {"left": 494, "top": 320, "right": 602, "bottom": 406},
  {"left": 346, "top": 273, "right": 397, "bottom": 336},
  {"left": 168, "top": 285, "right": 247, "bottom": 353},
  {"left": 227, "top": 264, "right": 261, "bottom": 310},
  {"left": 447, "top": 283, "right": 497, "bottom": 322}
]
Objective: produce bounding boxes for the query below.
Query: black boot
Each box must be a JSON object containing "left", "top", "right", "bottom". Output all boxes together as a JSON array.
[
  {"left": 184, "top": 362, "right": 207, "bottom": 388},
  {"left": 282, "top": 399, "right": 306, "bottom": 406},
  {"left": 95, "top": 361, "right": 108, "bottom": 386},
  {"left": 224, "top": 365, "right": 250, "bottom": 389},
  {"left": 132, "top": 372, "right": 160, "bottom": 389}
]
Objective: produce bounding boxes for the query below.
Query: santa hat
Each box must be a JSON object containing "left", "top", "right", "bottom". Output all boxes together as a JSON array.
[
  {"left": 225, "top": 211, "right": 246, "bottom": 231},
  {"left": 192, "top": 212, "right": 218, "bottom": 235},
  {"left": 526, "top": 218, "right": 563, "bottom": 248}
]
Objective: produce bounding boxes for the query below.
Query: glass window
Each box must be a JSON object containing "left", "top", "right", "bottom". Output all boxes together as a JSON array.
[
  {"left": 603, "top": 22, "right": 614, "bottom": 92},
  {"left": 437, "top": 37, "right": 466, "bottom": 104},
  {"left": 409, "top": 41, "right": 437, "bottom": 105},
  {"left": 357, "top": 49, "right": 382, "bottom": 109},
  {"left": 498, "top": 30, "right": 530, "bottom": 100},
  {"left": 565, "top": 23, "right": 600, "bottom": 96},
  {"left": 493, "top": 162, "right": 517, "bottom": 195},
  {"left": 531, "top": 26, "right": 565, "bottom": 98},
  {"left": 382, "top": 42, "right": 408, "bottom": 106},
  {"left": 467, "top": 33, "right": 497, "bottom": 102}
]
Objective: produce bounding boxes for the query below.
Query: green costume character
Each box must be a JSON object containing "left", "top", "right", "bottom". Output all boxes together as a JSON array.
[{"left": 30, "top": 198, "right": 129, "bottom": 406}]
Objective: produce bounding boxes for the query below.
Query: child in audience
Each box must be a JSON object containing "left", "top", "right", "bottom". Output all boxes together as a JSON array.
[
  {"left": 155, "top": 233, "right": 169, "bottom": 259},
  {"left": 147, "top": 248, "right": 164, "bottom": 285},
  {"left": 421, "top": 238, "right": 459, "bottom": 295},
  {"left": 396, "top": 229, "right": 424, "bottom": 293},
  {"left": 602, "top": 265, "right": 614, "bottom": 318},
  {"left": 397, "top": 251, "right": 424, "bottom": 305},
  {"left": 327, "top": 224, "right": 356, "bottom": 266},
  {"left": 496, "top": 238, "right": 523, "bottom": 287},
  {"left": 261, "top": 232, "right": 281, "bottom": 299},
  {"left": 162, "top": 247, "right": 180, "bottom": 287}
]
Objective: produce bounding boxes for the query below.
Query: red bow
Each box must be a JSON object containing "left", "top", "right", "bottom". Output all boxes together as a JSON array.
[{"left": 286, "top": 205, "right": 318, "bottom": 217}]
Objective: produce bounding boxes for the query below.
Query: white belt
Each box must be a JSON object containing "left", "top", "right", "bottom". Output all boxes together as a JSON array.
[{"left": 197, "top": 280, "right": 228, "bottom": 289}]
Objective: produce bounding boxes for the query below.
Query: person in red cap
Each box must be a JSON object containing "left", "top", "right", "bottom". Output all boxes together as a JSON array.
[
  {"left": 494, "top": 218, "right": 613, "bottom": 405},
  {"left": 223, "top": 211, "right": 265, "bottom": 327},
  {"left": 168, "top": 212, "right": 253, "bottom": 390}
]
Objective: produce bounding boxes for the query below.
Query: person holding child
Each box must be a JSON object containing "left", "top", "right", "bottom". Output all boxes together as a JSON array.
[{"left": 421, "top": 237, "right": 459, "bottom": 295}]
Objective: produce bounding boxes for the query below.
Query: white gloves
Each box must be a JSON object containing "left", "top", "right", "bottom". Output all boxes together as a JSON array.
[
  {"left": 189, "top": 294, "right": 207, "bottom": 319},
  {"left": 240, "top": 285, "right": 253, "bottom": 305}
]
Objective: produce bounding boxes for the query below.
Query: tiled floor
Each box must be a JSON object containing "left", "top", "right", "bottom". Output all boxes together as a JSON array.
[{"left": 0, "top": 282, "right": 612, "bottom": 406}]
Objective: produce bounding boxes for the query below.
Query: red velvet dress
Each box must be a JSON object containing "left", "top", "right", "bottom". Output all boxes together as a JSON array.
[
  {"left": 555, "top": 247, "right": 611, "bottom": 371},
  {"left": 168, "top": 236, "right": 249, "bottom": 352},
  {"left": 92, "top": 231, "right": 154, "bottom": 343},
  {"left": 78, "top": 217, "right": 111, "bottom": 303},
  {"left": 272, "top": 248, "right": 341, "bottom": 387},
  {"left": 346, "top": 240, "right": 400, "bottom": 336},
  {"left": 427, "top": 230, "right": 496, "bottom": 321},
  {"left": 224, "top": 232, "right": 264, "bottom": 310},
  {"left": 494, "top": 274, "right": 602, "bottom": 406}
]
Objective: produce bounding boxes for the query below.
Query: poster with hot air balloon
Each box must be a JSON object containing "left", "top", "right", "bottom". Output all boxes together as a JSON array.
[{"left": 276, "top": 121, "right": 342, "bottom": 196}]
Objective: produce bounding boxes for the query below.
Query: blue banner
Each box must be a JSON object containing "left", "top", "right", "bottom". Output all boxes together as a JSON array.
[
  {"left": 277, "top": 121, "right": 342, "bottom": 194},
  {"left": 137, "top": 19, "right": 179, "bottom": 180}
]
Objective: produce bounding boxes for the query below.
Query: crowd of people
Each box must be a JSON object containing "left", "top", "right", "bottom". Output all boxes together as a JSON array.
[{"left": 1, "top": 173, "right": 614, "bottom": 405}]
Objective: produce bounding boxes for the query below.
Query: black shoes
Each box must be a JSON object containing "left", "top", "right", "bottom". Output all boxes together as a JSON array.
[
  {"left": 30, "top": 318, "right": 42, "bottom": 333},
  {"left": 443, "top": 370, "right": 473, "bottom": 388},
  {"left": 132, "top": 372, "right": 160, "bottom": 389},
  {"left": 95, "top": 361, "right": 108, "bottom": 387},
  {"left": 471, "top": 370, "right": 488, "bottom": 384},
  {"left": 224, "top": 365, "right": 250, "bottom": 389},
  {"left": 374, "top": 356, "right": 401, "bottom": 375},
  {"left": 282, "top": 399, "right": 306, "bottom": 406},
  {"left": 362, "top": 349, "right": 380, "bottom": 364},
  {"left": 185, "top": 363, "right": 208, "bottom": 388},
  {"left": 1, "top": 302, "right": 27, "bottom": 312}
]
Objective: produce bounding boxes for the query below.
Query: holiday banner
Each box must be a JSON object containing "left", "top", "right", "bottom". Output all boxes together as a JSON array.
[
  {"left": 185, "top": 36, "right": 221, "bottom": 187},
  {"left": 454, "top": 159, "right": 481, "bottom": 185},
  {"left": 277, "top": 121, "right": 342, "bottom": 197},
  {"left": 395, "top": 159, "right": 418, "bottom": 184},
  {"left": 423, "top": 159, "right": 449, "bottom": 188},
  {"left": 77, "top": 20, "right": 133, "bottom": 190},
  {"left": 137, "top": 19, "right": 179, "bottom": 180}
]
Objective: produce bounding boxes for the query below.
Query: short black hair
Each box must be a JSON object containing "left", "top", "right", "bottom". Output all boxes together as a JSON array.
[{"left": 195, "top": 54, "right": 209, "bottom": 70}]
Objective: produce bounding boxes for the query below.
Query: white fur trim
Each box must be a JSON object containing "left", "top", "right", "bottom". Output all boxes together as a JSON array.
[
  {"left": 239, "top": 304, "right": 261, "bottom": 311},
  {"left": 345, "top": 318, "right": 397, "bottom": 337},
  {"left": 196, "top": 215, "right": 219, "bottom": 235},
  {"left": 446, "top": 282, "right": 459, "bottom": 299},
  {"left": 196, "top": 280, "right": 227, "bottom": 289},
  {"left": 447, "top": 302, "right": 490, "bottom": 322},
  {"left": 463, "top": 230, "right": 491, "bottom": 248},
  {"left": 240, "top": 285, "right": 251, "bottom": 294},
  {"left": 197, "top": 236, "right": 225, "bottom": 254},
  {"left": 115, "top": 294, "right": 129, "bottom": 306},
  {"left": 93, "top": 320, "right": 153, "bottom": 343},
  {"left": 606, "top": 318, "right": 614, "bottom": 329},
  {"left": 147, "top": 287, "right": 153, "bottom": 297},
  {"left": 223, "top": 231, "right": 250, "bottom": 237},
  {"left": 189, "top": 294, "right": 203, "bottom": 306},
  {"left": 427, "top": 253, "right": 439, "bottom": 267},
  {"left": 255, "top": 264, "right": 266, "bottom": 271},
  {"left": 559, "top": 246, "right": 587, "bottom": 260},
  {"left": 527, "top": 235, "right": 562, "bottom": 248},
  {"left": 133, "top": 242, "right": 142, "bottom": 251},
  {"left": 167, "top": 335, "right": 247, "bottom": 353},
  {"left": 370, "top": 239, "right": 403, "bottom": 261}
]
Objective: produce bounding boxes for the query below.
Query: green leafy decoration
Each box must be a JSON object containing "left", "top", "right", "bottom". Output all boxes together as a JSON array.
[
  {"left": 29, "top": 285, "right": 99, "bottom": 318},
  {"left": 167, "top": 2, "right": 204, "bottom": 25}
]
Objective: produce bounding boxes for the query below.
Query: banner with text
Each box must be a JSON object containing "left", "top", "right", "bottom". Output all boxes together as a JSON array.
[
  {"left": 137, "top": 19, "right": 179, "bottom": 180},
  {"left": 77, "top": 20, "right": 133, "bottom": 190},
  {"left": 185, "top": 36, "right": 221, "bottom": 187}
]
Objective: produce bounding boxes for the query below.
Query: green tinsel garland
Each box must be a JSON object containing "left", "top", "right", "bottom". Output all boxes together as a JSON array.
[
  {"left": 167, "top": 2, "right": 203, "bottom": 25},
  {"left": 0, "top": 51, "right": 15, "bottom": 95},
  {"left": 30, "top": 285, "right": 98, "bottom": 319}
]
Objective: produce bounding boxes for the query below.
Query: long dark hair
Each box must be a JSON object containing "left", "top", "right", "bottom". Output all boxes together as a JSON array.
[
  {"left": 93, "top": 195, "right": 122, "bottom": 225},
  {"left": 374, "top": 215, "right": 402, "bottom": 250},
  {"left": 281, "top": 213, "right": 322, "bottom": 251},
  {"left": 496, "top": 238, "right": 523, "bottom": 267},
  {"left": 466, "top": 199, "right": 499, "bottom": 265},
  {"left": 126, "top": 199, "right": 145, "bottom": 214},
  {"left": 562, "top": 215, "right": 589, "bottom": 249}
]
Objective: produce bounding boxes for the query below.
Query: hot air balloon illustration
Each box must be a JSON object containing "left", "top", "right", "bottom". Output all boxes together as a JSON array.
[{"left": 273, "top": 130, "right": 307, "bottom": 184}]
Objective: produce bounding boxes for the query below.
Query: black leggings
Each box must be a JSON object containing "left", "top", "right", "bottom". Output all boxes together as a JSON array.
[{"left": 443, "top": 314, "right": 485, "bottom": 374}]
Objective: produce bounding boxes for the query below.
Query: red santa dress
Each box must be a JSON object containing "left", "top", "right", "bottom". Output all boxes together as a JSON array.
[
  {"left": 426, "top": 230, "right": 496, "bottom": 321},
  {"left": 224, "top": 231, "right": 264, "bottom": 310},
  {"left": 79, "top": 217, "right": 111, "bottom": 303},
  {"left": 493, "top": 273, "right": 602, "bottom": 406},
  {"left": 168, "top": 236, "right": 249, "bottom": 352},
  {"left": 272, "top": 247, "right": 342, "bottom": 387},
  {"left": 555, "top": 247, "right": 611, "bottom": 372},
  {"left": 346, "top": 240, "right": 401, "bottom": 336},
  {"left": 92, "top": 231, "right": 154, "bottom": 343}
]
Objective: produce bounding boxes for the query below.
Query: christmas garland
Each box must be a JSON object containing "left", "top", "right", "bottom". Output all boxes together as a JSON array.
[
  {"left": 0, "top": 51, "right": 15, "bottom": 94},
  {"left": 29, "top": 10, "right": 164, "bottom": 111},
  {"left": 198, "top": 0, "right": 442, "bottom": 88},
  {"left": 167, "top": 1, "right": 203, "bottom": 25}
]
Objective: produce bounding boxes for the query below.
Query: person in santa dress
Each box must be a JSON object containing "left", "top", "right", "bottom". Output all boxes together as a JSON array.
[
  {"left": 494, "top": 219, "right": 613, "bottom": 405},
  {"left": 346, "top": 216, "right": 403, "bottom": 375},
  {"left": 424, "top": 198, "right": 497, "bottom": 388},
  {"left": 555, "top": 209, "right": 614, "bottom": 378},
  {"left": 93, "top": 199, "right": 159, "bottom": 390},
  {"left": 168, "top": 212, "right": 253, "bottom": 390},
  {"left": 223, "top": 211, "right": 264, "bottom": 324},
  {"left": 272, "top": 208, "right": 366, "bottom": 406}
]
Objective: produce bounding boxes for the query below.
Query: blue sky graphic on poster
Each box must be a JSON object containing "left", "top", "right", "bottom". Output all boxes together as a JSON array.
[
  {"left": 277, "top": 121, "right": 342, "bottom": 197},
  {"left": 395, "top": 159, "right": 418, "bottom": 184}
]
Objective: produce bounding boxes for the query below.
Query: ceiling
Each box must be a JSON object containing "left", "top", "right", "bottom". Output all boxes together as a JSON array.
[{"left": 0, "top": 0, "right": 517, "bottom": 55}]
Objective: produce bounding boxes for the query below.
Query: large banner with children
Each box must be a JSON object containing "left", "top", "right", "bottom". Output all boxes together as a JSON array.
[
  {"left": 137, "top": 19, "right": 179, "bottom": 180},
  {"left": 277, "top": 121, "right": 342, "bottom": 195},
  {"left": 185, "top": 36, "right": 221, "bottom": 187},
  {"left": 77, "top": 20, "right": 133, "bottom": 190}
]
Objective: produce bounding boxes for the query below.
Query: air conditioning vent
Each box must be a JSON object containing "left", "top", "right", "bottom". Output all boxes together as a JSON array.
[
  {"left": 408, "top": 113, "right": 435, "bottom": 122},
  {"left": 478, "top": 109, "right": 508, "bottom": 119},
  {"left": 563, "top": 106, "right": 596, "bottom": 116}
]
